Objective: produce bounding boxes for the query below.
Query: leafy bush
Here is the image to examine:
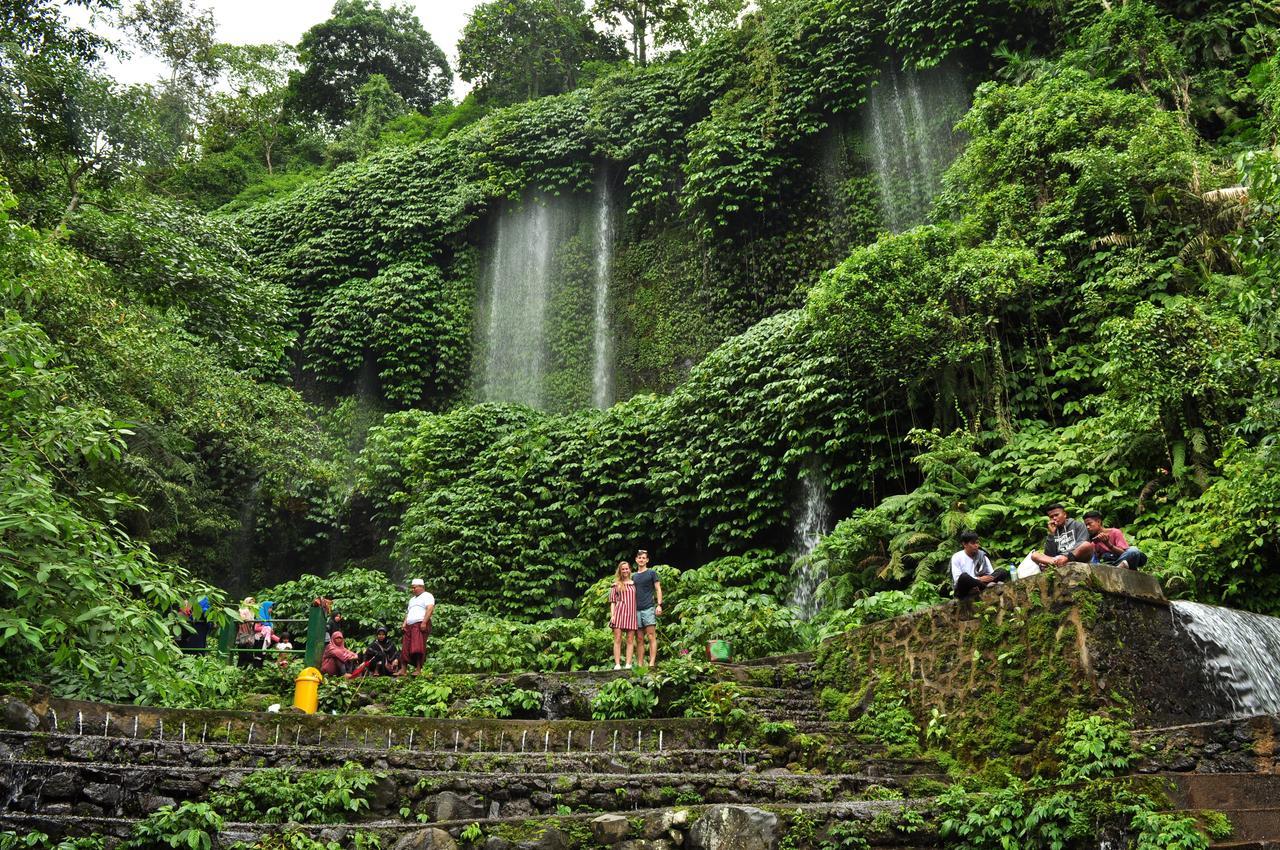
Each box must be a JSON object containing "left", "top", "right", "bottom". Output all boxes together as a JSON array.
[
  {"left": 1055, "top": 712, "right": 1136, "bottom": 781},
  {"left": 123, "top": 802, "right": 223, "bottom": 850},
  {"left": 591, "top": 677, "right": 658, "bottom": 720},
  {"left": 256, "top": 569, "right": 402, "bottom": 638},
  {"left": 208, "top": 763, "right": 378, "bottom": 824}
]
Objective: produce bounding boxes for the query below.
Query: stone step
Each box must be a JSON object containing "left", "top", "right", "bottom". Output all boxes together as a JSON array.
[
  {"left": 1207, "top": 810, "right": 1280, "bottom": 844},
  {"left": 2, "top": 759, "right": 923, "bottom": 822},
  {"left": 1166, "top": 773, "right": 1280, "bottom": 811},
  {"left": 0, "top": 730, "right": 773, "bottom": 775},
  {"left": 20, "top": 696, "right": 722, "bottom": 753},
  {"left": 0, "top": 797, "right": 936, "bottom": 848}
]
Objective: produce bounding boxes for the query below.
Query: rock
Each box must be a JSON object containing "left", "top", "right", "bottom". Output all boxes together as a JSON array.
[
  {"left": 536, "top": 827, "right": 571, "bottom": 850},
  {"left": 41, "top": 771, "right": 79, "bottom": 800},
  {"left": 67, "top": 737, "right": 106, "bottom": 761},
  {"left": 393, "top": 828, "right": 458, "bottom": 850},
  {"left": 140, "top": 794, "right": 176, "bottom": 813},
  {"left": 619, "top": 842, "right": 676, "bottom": 850},
  {"left": 688, "top": 805, "right": 778, "bottom": 850},
  {"left": 0, "top": 697, "right": 40, "bottom": 731},
  {"left": 482, "top": 839, "right": 512, "bottom": 850},
  {"left": 320, "top": 828, "right": 350, "bottom": 845},
  {"left": 368, "top": 775, "right": 399, "bottom": 813},
  {"left": 430, "top": 790, "right": 486, "bottom": 822},
  {"left": 592, "top": 813, "right": 632, "bottom": 844},
  {"left": 640, "top": 809, "right": 688, "bottom": 840},
  {"left": 86, "top": 782, "right": 122, "bottom": 809}
]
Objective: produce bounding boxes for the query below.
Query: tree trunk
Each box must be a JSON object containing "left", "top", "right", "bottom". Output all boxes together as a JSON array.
[
  {"left": 54, "top": 169, "right": 84, "bottom": 240},
  {"left": 632, "top": 6, "right": 648, "bottom": 66}
]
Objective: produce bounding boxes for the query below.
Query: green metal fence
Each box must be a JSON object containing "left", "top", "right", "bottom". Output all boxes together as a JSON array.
[{"left": 188, "top": 604, "right": 327, "bottom": 668}]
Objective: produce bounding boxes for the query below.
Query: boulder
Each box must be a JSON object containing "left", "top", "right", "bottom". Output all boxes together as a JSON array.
[
  {"left": 430, "top": 790, "right": 486, "bottom": 822},
  {"left": 592, "top": 813, "right": 632, "bottom": 844},
  {"left": 0, "top": 697, "right": 39, "bottom": 732},
  {"left": 688, "top": 805, "right": 778, "bottom": 850},
  {"left": 536, "top": 827, "right": 571, "bottom": 850},
  {"left": 482, "top": 839, "right": 513, "bottom": 850},
  {"left": 640, "top": 808, "right": 689, "bottom": 840},
  {"left": 619, "top": 842, "right": 677, "bottom": 850},
  {"left": 394, "top": 828, "right": 458, "bottom": 850}
]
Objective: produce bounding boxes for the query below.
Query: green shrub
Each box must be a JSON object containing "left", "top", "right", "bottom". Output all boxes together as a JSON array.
[
  {"left": 208, "top": 763, "right": 378, "bottom": 824},
  {"left": 591, "top": 677, "right": 658, "bottom": 720}
]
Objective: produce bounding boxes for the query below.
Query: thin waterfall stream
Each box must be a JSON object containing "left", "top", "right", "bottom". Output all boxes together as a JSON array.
[
  {"left": 591, "top": 174, "right": 616, "bottom": 409},
  {"left": 862, "top": 63, "right": 969, "bottom": 232},
  {"left": 1171, "top": 600, "right": 1280, "bottom": 717},
  {"left": 789, "top": 469, "right": 833, "bottom": 620}
]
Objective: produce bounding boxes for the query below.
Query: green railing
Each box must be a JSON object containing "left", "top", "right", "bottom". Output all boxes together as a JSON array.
[{"left": 195, "top": 604, "right": 328, "bottom": 668}]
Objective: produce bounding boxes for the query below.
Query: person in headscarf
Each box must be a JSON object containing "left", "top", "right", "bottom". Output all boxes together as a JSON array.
[
  {"left": 256, "top": 600, "right": 277, "bottom": 648},
  {"left": 363, "top": 626, "right": 400, "bottom": 676},
  {"left": 321, "top": 631, "right": 358, "bottom": 676}
]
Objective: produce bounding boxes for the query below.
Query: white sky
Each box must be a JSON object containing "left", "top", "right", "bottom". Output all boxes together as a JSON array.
[{"left": 67, "top": 0, "right": 484, "bottom": 99}]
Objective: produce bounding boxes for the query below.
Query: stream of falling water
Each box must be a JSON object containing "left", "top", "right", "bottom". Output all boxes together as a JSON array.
[
  {"left": 789, "top": 469, "right": 833, "bottom": 620},
  {"left": 480, "top": 195, "right": 571, "bottom": 407},
  {"left": 862, "top": 63, "right": 969, "bottom": 232},
  {"left": 1171, "top": 600, "right": 1280, "bottom": 717},
  {"left": 591, "top": 173, "right": 616, "bottom": 409}
]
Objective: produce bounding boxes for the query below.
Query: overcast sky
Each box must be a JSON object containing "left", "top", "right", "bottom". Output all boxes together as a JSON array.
[{"left": 67, "top": 0, "right": 485, "bottom": 99}]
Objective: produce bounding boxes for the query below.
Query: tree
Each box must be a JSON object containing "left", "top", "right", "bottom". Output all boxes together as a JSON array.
[
  {"left": 289, "top": 0, "right": 452, "bottom": 125},
  {"left": 458, "top": 0, "right": 622, "bottom": 104},
  {"left": 212, "top": 43, "right": 296, "bottom": 174},
  {"left": 330, "top": 73, "right": 407, "bottom": 161},
  {"left": 0, "top": 0, "right": 117, "bottom": 61},
  {"left": 591, "top": 0, "right": 688, "bottom": 65},
  {"left": 120, "top": 0, "right": 221, "bottom": 155},
  {"left": 1, "top": 53, "right": 166, "bottom": 231}
]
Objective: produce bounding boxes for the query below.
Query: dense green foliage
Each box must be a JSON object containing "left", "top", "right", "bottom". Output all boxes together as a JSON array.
[{"left": 1, "top": 0, "right": 1279, "bottom": 708}]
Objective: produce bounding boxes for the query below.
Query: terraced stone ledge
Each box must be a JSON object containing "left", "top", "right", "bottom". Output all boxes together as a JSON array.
[
  {"left": 18, "top": 693, "right": 721, "bottom": 753},
  {"left": 1, "top": 798, "right": 940, "bottom": 849}
]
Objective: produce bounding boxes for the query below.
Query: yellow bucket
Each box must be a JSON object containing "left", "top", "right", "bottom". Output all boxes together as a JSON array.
[{"left": 293, "top": 666, "right": 324, "bottom": 714}]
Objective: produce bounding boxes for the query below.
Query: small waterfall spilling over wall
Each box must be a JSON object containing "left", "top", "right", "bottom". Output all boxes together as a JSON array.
[
  {"left": 1171, "top": 600, "right": 1280, "bottom": 718},
  {"left": 789, "top": 470, "right": 833, "bottom": 620},
  {"left": 479, "top": 194, "right": 574, "bottom": 408},
  {"left": 862, "top": 63, "right": 970, "bottom": 232},
  {"left": 591, "top": 175, "right": 616, "bottom": 409}
]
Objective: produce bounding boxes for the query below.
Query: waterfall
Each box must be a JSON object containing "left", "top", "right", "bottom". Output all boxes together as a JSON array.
[
  {"left": 862, "top": 63, "right": 969, "bottom": 232},
  {"left": 480, "top": 194, "right": 572, "bottom": 408},
  {"left": 1171, "top": 601, "right": 1280, "bottom": 717},
  {"left": 789, "top": 470, "right": 833, "bottom": 620},
  {"left": 591, "top": 175, "right": 615, "bottom": 409}
]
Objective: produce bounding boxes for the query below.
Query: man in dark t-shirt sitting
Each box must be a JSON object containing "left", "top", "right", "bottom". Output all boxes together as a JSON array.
[
  {"left": 631, "top": 549, "right": 663, "bottom": 668},
  {"left": 1030, "top": 504, "right": 1095, "bottom": 568}
]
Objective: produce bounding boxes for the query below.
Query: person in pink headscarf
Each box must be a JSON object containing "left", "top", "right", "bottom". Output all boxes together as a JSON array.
[{"left": 320, "top": 631, "right": 358, "bottom": 676}]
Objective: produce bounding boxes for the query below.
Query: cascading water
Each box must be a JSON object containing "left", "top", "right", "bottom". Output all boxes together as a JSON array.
[
  {"left": 789, "top": 470, "right": 833, "bottom": 620},
  {"left": 862, "top": 63, "right": 969, "bottom": 232},
  {"left": 1171, "top": 600, "right": 1280, "bottom": 717},
  {"left": 591, "top": 175, "right": 616, "bottom": 409},
  {"left": 480, "top": 194, "right": 573, "bottom": 408}
]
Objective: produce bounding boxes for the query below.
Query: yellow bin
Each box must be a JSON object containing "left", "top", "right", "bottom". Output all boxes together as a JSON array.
[{"left": 293, "top": 666, "right": 323, "bottom": 714}]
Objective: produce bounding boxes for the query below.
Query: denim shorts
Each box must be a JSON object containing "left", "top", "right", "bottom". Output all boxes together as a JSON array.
[{"left": 637, "top": 606, "right": 657, "bottom": 628}]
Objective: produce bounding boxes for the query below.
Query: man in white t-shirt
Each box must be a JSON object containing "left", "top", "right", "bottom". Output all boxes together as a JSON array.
[
  {"left": 400, "top": 578, "right": 435, "bottom": 675},
  {"left": 950, "top": 532, "right": 1010, "bottom": 597}
]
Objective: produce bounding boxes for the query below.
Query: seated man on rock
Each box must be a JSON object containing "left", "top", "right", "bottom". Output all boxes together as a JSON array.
[
  {"left": 951, "top": 531, "right": 1010, "bottom": 597},
  {"left": 1030, "top": 504, "right": 1095, "bottom": 568},
  {"left": 1083, "top": 510, "right": 1148, "bottom": 571}
]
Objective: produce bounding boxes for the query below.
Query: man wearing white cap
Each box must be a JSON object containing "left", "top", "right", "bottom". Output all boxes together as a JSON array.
[{"left": 401, "top": 578, "right": 434, "bottom": 675}]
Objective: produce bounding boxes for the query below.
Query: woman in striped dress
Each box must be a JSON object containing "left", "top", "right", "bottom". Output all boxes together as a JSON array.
[{"left": 609, "top": 561, "right": 638, "bottom": 670}]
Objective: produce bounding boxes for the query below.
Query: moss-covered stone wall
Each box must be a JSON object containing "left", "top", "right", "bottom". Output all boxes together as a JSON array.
[{"left": 814, "top": 564, "right": 1232, "bottom": 763}]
